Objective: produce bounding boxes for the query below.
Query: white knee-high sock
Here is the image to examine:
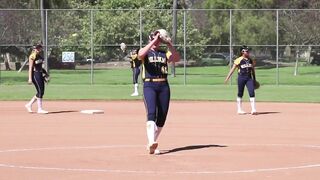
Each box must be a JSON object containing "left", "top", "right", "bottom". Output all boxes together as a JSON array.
[
  {"left": 134, "top": 83, "right": 138, "bottom": 93},
  {"left": 250, "top": 97, "right": 256, "bottom": 112},
  {"left": 154, "top": 127, "right": 162, "bottom": 141},
  {"left": 37, "top": 98, "right": 43, "bottom": 111},
  {"left": 27, "top": 96, "right": 37, "bottom": 106},
  {"left": 146, "top": 121, "right": 156, "bottom": 144},
  {"left": 237, "top": 97, "right": 243, "bottom": 112}
]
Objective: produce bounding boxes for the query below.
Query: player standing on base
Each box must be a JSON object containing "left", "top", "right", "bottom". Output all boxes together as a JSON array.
[
  {"left": 138, "top": 29, "right": 180, "bottom": 154},
  {"left": 25, "top": 43, "right": 48, "bottom": 114},
  {"left": 129, "top": 49, "right": 141, "bottom": 96},
  {"left": 224, "top": 45, "right": 257, "bottom": 115}
]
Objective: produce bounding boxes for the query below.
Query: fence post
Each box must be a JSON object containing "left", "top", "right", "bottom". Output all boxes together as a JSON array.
[
  {"left": 139, "top": 10, "right": 143, "bottom": 48},
  {"left": 183, "top": 10, "right": 187, "bottom": 85},
  {"left": 276, "top": 9, "right": 279, "bottom": 85},
  {"left": 40, "top": 2, "right": 48, "bottom": 73},
  {"left": 229, "top": 9, "right": 233, "bottom": 86},
  {"left": 90, "top": 9, "right": 94, "bottom": 85},
  {"left": 171, "top": 2, "right": 177, "bottom": 77},
  {"left": 45, "top": 9, "right": 48, "bottom": 73}
]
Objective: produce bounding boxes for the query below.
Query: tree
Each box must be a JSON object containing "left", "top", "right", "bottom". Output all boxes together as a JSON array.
[
  {"left": 279, "top": 10, "right": 320, "bottom": 75},
  {"left": 51, "top": 0, "right": 207, "bottom": 64},
  {"left": 200, "top": 0, "right": 276, "bottom": 57},
  {"left": 0, "top": 8, "right": 41, "bottom": 70}
]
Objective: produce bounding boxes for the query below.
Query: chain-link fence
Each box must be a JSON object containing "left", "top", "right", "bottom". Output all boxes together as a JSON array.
[{"left": 0, "top": 9, "right": 319, "bottom": 85}]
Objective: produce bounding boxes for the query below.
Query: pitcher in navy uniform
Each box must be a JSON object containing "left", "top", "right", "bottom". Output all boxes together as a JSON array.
[
  {"left": 25, "top": 43, "right": 48, "bottom": 114},
  {"left": 138, "top": 30, "right": 180, "bottom": 154},
  {"left": 225, "top": 45, "right": 257, "bottom": 115}
]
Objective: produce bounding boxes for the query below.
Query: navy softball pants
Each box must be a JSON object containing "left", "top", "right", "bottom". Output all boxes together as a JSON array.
[
  {"left": 132, "top": 67, "right": 140, "bottom": 84},
  {"left": 143, "top": 81, "right": 170, "bottom": 127},
  {"left": 237, "top": 75, "right": 255, "bottom": 98},
  {"left": 32, "top": 71, "right": 45, "bottom": 98}
]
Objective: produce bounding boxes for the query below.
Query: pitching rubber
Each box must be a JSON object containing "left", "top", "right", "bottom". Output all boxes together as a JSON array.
[{"left": 80, "top": 109, "right": 104, "bottom": 114}]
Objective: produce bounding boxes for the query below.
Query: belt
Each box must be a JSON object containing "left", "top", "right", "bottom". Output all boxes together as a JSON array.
[
  {"left": 143, "top": 78, "right": 167, "bottom": 82},
  {"left": 33, "top": 69, "right": 43, "bottom": 72},
  {"left": 238, "top": 72, "right": 251, "bottom": 76}
]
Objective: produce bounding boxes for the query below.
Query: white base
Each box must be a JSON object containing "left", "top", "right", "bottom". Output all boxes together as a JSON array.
[{"left": 80, "top": 109, "right": 104, "bottom": 114}]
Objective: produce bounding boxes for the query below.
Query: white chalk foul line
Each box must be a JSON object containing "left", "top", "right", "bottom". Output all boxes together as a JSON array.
[
  {"left": 0, "top": 144, "right": 319, "bottom": 174},
  {"left": 0, "top": 145, "right": 144, "bottom": 153},
  {"left": 0, "top": 163, "right": 319, "bottom": 174}
]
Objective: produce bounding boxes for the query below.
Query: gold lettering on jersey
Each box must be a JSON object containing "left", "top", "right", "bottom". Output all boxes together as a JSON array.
[
  {"left": 240, "top": 64, "right": 252, "bottom": 68},
  {"left": 148, "top": 56, "right": 166, "bottom": 63},
  {"left": 161, "top": 66, "right": 168, "bottom": 74}
]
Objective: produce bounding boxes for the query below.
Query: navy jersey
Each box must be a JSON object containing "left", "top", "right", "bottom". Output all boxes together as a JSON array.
[
  {"left": 142, "top": 50, "right": 171, "bottom": 79},
  {"left": 234, "top": 57, "right": 254, "bottom": 75},
  {"left": 130, "top": 54, "right": 141, "bottom": 68},
  {"left": 29, "top": 50, "right": 44, "bottom": 72}
]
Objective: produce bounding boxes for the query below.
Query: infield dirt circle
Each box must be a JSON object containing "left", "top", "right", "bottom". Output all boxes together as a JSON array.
[{"left": 0, "top": 101, "right": 319, "bottom": 180}]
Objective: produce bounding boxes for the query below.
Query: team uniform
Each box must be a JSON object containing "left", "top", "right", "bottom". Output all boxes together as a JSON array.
[
  {"left": 233, "top": 56, "right": 257, "bottom": 115},
  {"left": 25, "top": 48, "right": 48, "bottom": 114},
  {"left": 30, "top": 51, "right": 46, "bottom": 99},
  {"left": 234, "top": 57, "right": 255, "bottom": 98},
  {"left": 139, "top": 29, "right": 180, "bottom": 154},
  {"left": 130, "top": 52, "right": 141, "bottom": 96},
  {"left": 141, "top": 49, "right": 172, "bottom": 154},
  {"left": 225, "top": 45, "right": 257, "bottom": 115},
  {"left": 142, "top": 49, "right": 171, "bottom": 126}
]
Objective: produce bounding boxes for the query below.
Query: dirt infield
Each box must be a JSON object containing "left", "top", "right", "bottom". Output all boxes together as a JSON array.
[{"left": 0, "top": 100, "right": 319, "bottom": 180}]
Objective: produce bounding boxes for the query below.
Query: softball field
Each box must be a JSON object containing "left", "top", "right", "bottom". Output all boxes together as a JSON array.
[{"left": 0, "top": 100, "right": 319, "bottom": 180}]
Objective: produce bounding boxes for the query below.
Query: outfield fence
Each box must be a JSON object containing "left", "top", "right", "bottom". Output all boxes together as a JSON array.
[{"left": 0, "top": 9, "right": 319, "bottom": 86}]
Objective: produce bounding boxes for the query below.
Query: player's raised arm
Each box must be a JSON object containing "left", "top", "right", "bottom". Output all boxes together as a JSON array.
[
  {"left": 138, "top": 33, "right": 161, "bottom": 60},
  {"left": 166, "top": 40, "right": 180, "bottom": 63}
]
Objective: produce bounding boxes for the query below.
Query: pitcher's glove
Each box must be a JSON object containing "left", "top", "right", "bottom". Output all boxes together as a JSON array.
[
  {"left": 254, "top": 80, "right": 260, "bottom": 90},
  {"left": 156, "top": 29, "right": 171, "bottom": 44},
  {"left": 43, "top": 73, "right": 50, "bottom": 83}
]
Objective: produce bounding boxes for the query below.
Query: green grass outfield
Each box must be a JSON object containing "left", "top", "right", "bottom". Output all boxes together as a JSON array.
[
  {"left": 0, "top": 84, "right": 319, "bottom": 103},
  {"left": 1, "top": 66, "right": 320, "bottom": 85},
  {"left": 0, "top": 66, "right": 319, "bottom": 102}
]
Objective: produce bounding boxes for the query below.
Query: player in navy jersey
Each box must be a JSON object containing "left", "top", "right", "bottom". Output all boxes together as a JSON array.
[
  {"left": 25, "top": 43, "right": 48, "bottom": 114},
  {"left": 225, "top": 45, "right": 257, "bottom": 115},
  {"left": 138, "top": 30, "right": 180, "bottom": 154},
  {"left": 129, "top": 49, "right": 141, "bottom": 96}
]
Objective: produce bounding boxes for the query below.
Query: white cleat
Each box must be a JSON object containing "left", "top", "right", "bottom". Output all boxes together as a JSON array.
[
  {"left": 148, "top": 142, "right": 158, "bottom": 154},
  {"left": 154, "top": 149, "right": 161, "bottom": 155},
  {"left": 237, "top": 110, "right": 246, "bottom": 115},
  {"left": 131, "top": 92, "right": 139, "bottom": 96},
  {"left": 25, "top": 104, "right": 33, "bottom": 113},
  {"left": 37, "top": 109, "right": 48, "bottom": 114}
]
